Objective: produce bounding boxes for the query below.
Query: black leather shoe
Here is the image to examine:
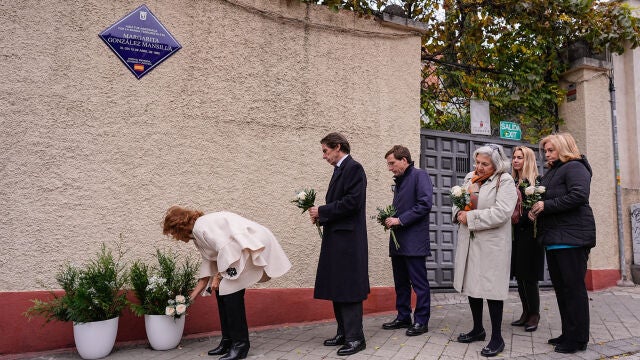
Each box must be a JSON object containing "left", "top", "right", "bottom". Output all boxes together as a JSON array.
[
  {"left": 219, "top": 341, "right": 249, "bottom": 360},
  {"left": 382, "top": 318, "right": 412, "bottom": 330},
  {"left": 480, "top": 340, "right": 505, "bottom": 357},
  {"left": 547, "top": 335, "right": 564, "bottom": 345},
  {"left": 457, "top": 329, "right": 486, "bottom": 343},
  {"left": 405, "top": 323, "right": 428, "bottom": 336},
  {"left": 510, "top": 312, "right": 528, "bottom": 326},
  {"left": 337, "top": 339, "right": 366, "bottom": 356},
  {"left": 208, "top": 338, "right": 232, "bottom": 356},
  {"left": 554, "top": 342, "right": 587, "bottom": 354},
  {"left": 323, "top": 334, "right": 345, "bottom": 346}
]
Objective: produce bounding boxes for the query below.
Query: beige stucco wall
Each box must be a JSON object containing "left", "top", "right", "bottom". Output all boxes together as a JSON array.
[
  {"left": 0, "top": 1, "right": 422, "bottom": 291},
  {"left": 559, "top": 60, "right": 619, "bottom": 271}
]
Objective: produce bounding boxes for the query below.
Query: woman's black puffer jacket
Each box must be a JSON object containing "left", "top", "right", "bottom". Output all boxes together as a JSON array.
[{"left": 538, "top": 156, "right": 596, "bottom": 248}]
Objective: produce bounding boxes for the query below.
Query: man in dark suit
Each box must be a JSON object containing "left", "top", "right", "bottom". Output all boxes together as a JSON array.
[
  {"left": 381, "top": 145, "right": 433, "bottom": 336},
  {"left": 309, "top": 132, "right": 370, "bottom": 356}
]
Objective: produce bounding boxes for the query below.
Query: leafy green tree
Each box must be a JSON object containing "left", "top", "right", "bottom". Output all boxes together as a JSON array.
[{"left": 303, "top": 0, "right": 640, "bottom": 142}]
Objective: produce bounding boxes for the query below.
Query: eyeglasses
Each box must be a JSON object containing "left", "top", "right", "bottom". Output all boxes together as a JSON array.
[{"left": 486, "top": 143, "right": 500, "bottom": 152}]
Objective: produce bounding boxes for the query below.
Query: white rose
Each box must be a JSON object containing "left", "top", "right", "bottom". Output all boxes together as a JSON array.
[
  {"left": 525, "top": 186, "right": 536, "bottom": 196},
  {"left": 451, "top": 186, "right": 463, "bottom": 197},
  {"left": 165, "top": 306, "right": 176, "bottom": 316},
  {"left": 176, "top": 304, "right": 187, "bottom": 315},
  {"left": 536, "top": 186, "right": 545, "bottom": 194},
  {"left": 175, "top": 295, "right": 186, "bottom": 304},
  {"left": 296, "top": 191, "right": 306, "bottom": 200}
]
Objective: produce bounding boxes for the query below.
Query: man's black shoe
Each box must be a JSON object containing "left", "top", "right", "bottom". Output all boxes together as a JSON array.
[
  {"left": 323, "top": 334, "right": 345, "bottom": 346},
  {"left": 554, "top": 342, "right": 587, "bottom": 354},
  {"left": 547, "top": 335, "right": 564, "bottom": 345},
  {"left": 337, "top": 339, "right": 366, "bottom": 356},
  {"left": 382, "top": 318, "right": 411, "bottom": 330},
  {"left": 405, "top": 323, "right": 428, "bottom": 336}
]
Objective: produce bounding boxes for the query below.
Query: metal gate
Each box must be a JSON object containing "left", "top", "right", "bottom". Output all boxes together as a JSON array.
[{"left": 420, "top": 129, "right": 552, "bottom": 289}]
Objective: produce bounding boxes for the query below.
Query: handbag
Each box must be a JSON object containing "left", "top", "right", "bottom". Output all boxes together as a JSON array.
[{"left": 495, "top": 173, "right": 522, "bottom": 224}]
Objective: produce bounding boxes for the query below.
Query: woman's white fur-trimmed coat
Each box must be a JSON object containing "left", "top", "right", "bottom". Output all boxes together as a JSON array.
[{"left": 452, "top": 172, "right": 517, "bottom": 300}]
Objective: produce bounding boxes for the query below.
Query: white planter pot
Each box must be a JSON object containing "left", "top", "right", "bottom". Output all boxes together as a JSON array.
[
  {"left": 72, "top": 317, "right": 119, "bottom": 359},
  {"left": 144, "top": 314, "right": 186, "bottom": 350}
]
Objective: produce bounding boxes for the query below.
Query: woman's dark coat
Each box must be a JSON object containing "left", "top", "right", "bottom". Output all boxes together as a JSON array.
[
  {"left": 314, "top": 155, "right": 370, "bottom": 302},
  {"left": 511, "top": 177, "right": 545, "bottom": 281},
  {"left": 538, "top": 156, "right": 596, "bottom": 248}
]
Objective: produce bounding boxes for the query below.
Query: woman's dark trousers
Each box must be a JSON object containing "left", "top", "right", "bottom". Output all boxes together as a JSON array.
[
  {"left": 516, "top": 279, "right": 540, "bottom": 316},
  {"left": 546, "top": 247, "right": 590, "bottom": 346},
  {"left": 216, "top": 289, "right": 249, "bottom": 343}
]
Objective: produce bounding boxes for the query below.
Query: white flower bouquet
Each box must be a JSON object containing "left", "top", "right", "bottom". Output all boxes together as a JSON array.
[
  {"left": 519, "top": 180, "right": 545, "bottom": 236},
  {"left": 373, "top": 205, "right": 400, "bottom": 249},
  {"left": 165, "top": 295, "right": 188, "bottom": 317},
  {"left": 450, "top": 185, "right": 471, "bottom": 211},
  {"left": 291, "top": 188, "right": 323, "bottom": 239},
  {"left": 450, "top": 185, "right": 474, "bottom": 239},
  {"left": 520, "top": 181, "right": 545, "bottom": 210}
]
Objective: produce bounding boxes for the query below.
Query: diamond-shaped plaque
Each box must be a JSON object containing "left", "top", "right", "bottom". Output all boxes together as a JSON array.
[{"left": 99, "top": 5, "right": 181, "bottom": 79}]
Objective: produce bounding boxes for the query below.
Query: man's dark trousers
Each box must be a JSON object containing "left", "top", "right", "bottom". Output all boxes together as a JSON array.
[
  {"left": 392, "top": 256, "right": 430, "bottom": 325},
  {"left": 332, "top": 301, "right": 364, "bottom": 341}
]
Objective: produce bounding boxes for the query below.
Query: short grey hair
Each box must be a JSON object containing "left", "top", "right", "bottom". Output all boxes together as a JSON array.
[{"left": 473, "top": 144, "right": 510, "bottom": 173}]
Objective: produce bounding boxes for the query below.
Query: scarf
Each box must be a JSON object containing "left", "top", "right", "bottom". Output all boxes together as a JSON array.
[
  {"left": 471, "top": 171, "right": 493, "bottom": 184},
  {"left": 467, "top": 171, "right": 495, "bottom": 210}
]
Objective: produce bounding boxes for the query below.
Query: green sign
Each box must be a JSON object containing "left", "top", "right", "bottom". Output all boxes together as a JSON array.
[{"left": 500, "top": 121, "right": 522, "bottom": 140}]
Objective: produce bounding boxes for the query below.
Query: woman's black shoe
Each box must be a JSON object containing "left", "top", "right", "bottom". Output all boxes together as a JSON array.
[
  {"left": 524, "top": 313, "right": 539, "bottom": 332},
  {"left": 208, "top": 338, "right": 232, "bottom": 356},
  {"left": 480, "top": 340, "right": 505, "bottom": 357},
  {"left": 219, "top": 341, "right": 249, "bottom": 360},
  {"left": 510, "top": 312, "right": 528, "bottom": 326},
  {"left": 457, "top": 329, "right": 486, "bottom": 343}
]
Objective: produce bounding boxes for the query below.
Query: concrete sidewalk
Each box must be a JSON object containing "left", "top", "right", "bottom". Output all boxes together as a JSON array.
[{"left": 12, "top": 286, "right": 640, "bottom": 360}]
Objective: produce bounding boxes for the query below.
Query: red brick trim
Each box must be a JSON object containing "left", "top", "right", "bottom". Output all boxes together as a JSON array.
[
  {"left": 1, "top": 287, "right": 399, "bottom": 355},
  {"left": 585, "top": 269, "right": 620, "bottom": 290}
]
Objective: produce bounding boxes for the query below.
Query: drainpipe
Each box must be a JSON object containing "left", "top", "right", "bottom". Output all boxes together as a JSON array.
[{"left": 607, "top": 48, "right": 634, "bottom": 287}]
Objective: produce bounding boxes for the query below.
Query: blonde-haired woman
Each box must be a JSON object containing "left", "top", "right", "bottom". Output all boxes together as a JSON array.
[
  {"left": 510, "top": 146, "right": 544, "bottom": 332},
  {"left": 529, "top": 133, "right": 595, "bottom": 354}
]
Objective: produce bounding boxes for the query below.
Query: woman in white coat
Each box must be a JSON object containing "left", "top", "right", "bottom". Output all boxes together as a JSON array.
[
  {"left": 453, "top": 144, "right": 517, "bottom": 357},
  {"left": 163, "top": 206, "right": 291, "bottom": 360}
]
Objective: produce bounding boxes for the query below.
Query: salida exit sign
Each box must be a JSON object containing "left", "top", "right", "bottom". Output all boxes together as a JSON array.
[{"left": 500, "top": 121, "right": 522, "bottom": 140}]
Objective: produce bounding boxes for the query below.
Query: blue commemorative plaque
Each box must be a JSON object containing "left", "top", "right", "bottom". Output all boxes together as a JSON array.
[{"left": 99, "top": 5, "right": 181, "bottom": 79}]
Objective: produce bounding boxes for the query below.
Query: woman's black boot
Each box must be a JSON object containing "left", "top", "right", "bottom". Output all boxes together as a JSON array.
[
  {"left": 510, "top": 312, "right": 528, "bottom": 326},
  {"left": 219, "top": 341, "right": 249, "bottom": 360},
  {"left": 208, "top": 338, "right": 232, "bottom": 356}
]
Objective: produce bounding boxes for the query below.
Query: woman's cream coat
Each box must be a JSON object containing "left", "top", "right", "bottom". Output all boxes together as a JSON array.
[
  {"left": 453, "top": 172, "right": 517, "bottom": 300},
  {"left": 191, "top": 211, "right": 291, "bottom": 295}
]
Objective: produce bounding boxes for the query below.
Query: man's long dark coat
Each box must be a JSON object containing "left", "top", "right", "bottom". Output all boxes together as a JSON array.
[{"left": 314, "top": 155, "right": 370, "bottom": 302}]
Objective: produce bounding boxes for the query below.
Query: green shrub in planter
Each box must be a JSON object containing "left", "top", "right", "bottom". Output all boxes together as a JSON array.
[
  {"left": 25, "top": 243, "right": 128, "bottom": 324},
  {"left": 129, "top": 249, "right": 198, "bottom": 318}
]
